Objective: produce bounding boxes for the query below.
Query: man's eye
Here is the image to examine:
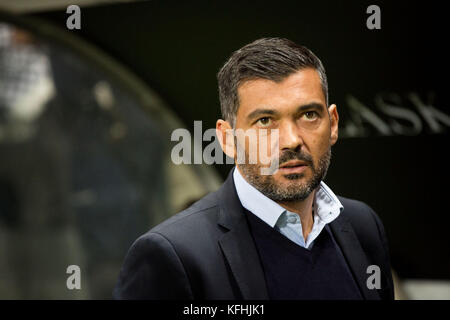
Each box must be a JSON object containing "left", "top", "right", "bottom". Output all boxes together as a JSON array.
[
  {"left": 303, "top": 111, "right": 318, "bottom": 120},
  {"left": 256, "top": 117, "right": 272, "bottom": 126}
]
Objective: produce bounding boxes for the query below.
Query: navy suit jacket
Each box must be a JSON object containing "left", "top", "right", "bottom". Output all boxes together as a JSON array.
[{"left": 113, "top": 169, "right": 395, "bottom": 300}]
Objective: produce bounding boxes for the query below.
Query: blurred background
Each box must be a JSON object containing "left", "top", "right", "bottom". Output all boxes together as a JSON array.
[{"left": 0, "top": 0, "right": 448, "bottom": 299}]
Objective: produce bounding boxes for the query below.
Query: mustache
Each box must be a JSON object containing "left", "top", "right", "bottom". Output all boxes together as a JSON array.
[{"left": 277, "top": 149, "right": 314, "bottom": 167}]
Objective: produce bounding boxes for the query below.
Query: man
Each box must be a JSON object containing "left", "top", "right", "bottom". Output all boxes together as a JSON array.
[{"left": 113, "top": 38, "right": 394, "bottom": 300}]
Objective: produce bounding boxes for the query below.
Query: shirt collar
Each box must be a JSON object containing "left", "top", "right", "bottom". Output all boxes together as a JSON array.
[
  {"left": 314, "top": 179, "right": 344, "bottom": 224},
  {"left": 233, "top": 166, "right": 343, "bottom": 227}
]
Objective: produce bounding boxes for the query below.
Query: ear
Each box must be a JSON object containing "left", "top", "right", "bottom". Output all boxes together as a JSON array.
[
  {"left": 216, "top": 119, "right": 235, "bottom": 158},
  {"left": 328, "top": 104, "right": 339, "bottom": 146}
]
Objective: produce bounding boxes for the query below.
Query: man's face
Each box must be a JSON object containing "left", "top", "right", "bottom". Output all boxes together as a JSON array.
[{"left": 233, "top": 68, "right": 339, "bottom": 202}]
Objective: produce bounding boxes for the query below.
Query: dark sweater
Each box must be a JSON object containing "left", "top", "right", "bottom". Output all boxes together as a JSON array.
[{"left": 244, "top": 209, "right": 363, "bottom": 300}]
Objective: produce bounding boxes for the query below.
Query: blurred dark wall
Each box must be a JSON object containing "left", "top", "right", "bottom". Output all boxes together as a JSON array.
[{"left": 32, "top": 0, "right": 449, "bottom": 279}]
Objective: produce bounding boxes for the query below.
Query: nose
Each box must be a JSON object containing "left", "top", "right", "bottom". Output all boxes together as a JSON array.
[{"left": 279, "top": 120, "right": 303, "bottom": 151}]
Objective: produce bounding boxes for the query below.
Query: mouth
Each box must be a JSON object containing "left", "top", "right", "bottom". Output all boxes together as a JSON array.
[{"left": 277, "top": 160, "right": 308, "bottom": 175}]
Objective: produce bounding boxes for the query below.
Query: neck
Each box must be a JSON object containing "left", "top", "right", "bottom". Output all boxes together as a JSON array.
[{"left": 277, "top": 191, "right": 316, "bottom": 240}]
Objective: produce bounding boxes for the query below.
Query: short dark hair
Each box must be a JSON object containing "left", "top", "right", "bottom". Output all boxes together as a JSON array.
[{"left": 217, "top": 37, "right": 328, "bottom": 126}]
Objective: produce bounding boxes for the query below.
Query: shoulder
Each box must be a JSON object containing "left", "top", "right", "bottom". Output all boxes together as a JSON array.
[
  {"left": 336, "top": 195, "right": 390, "bottom": 264},
  {"left": 137, "top": 190, "right": 222, "bottom": 246},
  {"left": 337, "top": 195, "right": 385, "bottom": 235}
]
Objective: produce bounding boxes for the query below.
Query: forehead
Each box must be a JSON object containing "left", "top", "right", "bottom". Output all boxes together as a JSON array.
[{"left": 236, "top": 68, "right": 325, "bottom": 118}]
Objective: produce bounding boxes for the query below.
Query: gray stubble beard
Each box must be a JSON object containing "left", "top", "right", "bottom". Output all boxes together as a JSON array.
[{"left": 238, "top": 146, "right": 332, "bottom": 202}]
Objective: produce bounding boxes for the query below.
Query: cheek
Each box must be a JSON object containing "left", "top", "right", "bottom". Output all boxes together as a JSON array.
[{"left": 307, "top": 132, "right": 331, "bottom": 161}]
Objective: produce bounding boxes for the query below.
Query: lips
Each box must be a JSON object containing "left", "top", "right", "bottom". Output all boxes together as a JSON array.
[
  {"left": 279, "top": 160, "right": 307, "bottom": 168},
  {"left": 278, "top": 160, "right": 308, "bottom": 174}
]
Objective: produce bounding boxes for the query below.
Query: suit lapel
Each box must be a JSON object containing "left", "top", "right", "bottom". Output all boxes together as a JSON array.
[
  {"left": 218, "top": 223, "right": 269, "bottom": 299},
  {"left": 329, "top": 215, "right": 381, "bottom": 300},
  {"left": 217, "top": 169, "right": 269, "bottom": 299}
]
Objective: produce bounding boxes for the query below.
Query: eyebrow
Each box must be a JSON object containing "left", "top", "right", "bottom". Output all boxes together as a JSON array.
[
  {"left": 246, "top": 102, "right": 326, "bottom": 122},
  {"left": 295, "top": 103, "right": 325, "bottom": 114},
  {"left": 246, "top": 108, "right": 280, "bottom": 122}
]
